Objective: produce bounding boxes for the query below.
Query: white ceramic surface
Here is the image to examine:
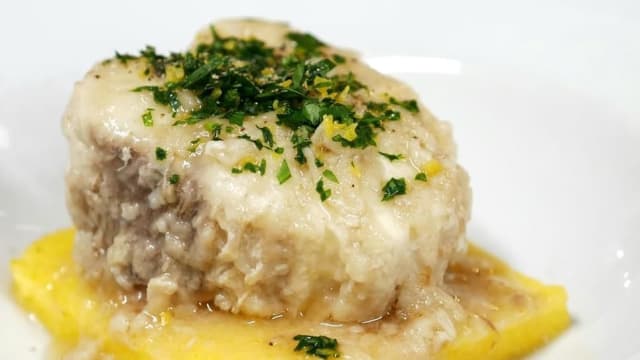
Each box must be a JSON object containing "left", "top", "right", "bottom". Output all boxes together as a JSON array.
[{"left": 1, "top": 0, "right": 639, "bottom": 358}]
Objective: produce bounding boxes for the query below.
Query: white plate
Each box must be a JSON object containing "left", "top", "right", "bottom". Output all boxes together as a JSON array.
[{"left": 1, "top": 0, "right": 639, "bottom": 358}]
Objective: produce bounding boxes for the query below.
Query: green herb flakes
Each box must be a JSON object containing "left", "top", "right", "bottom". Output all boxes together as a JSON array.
[
  {"left": 168, "top": 174, "right": 180, "bottom": 185},
  {"left": 142, "top": 108, "right": 154, "bottom": 127},
  {"left": 258, "top": 159, "right": 267, "bottom": 175},
  {"left": 322, "top": 169, "right": 339, "bottom": 183},
  {"left": 291, "top": 127, "right": 312, "bottom": 164},
  {"left": 257, "top": 125, "right": 275, "bottom": 148},
  {"left": 286, "top": 32, "right": 325, "bottom": 55},
  {"left": 155, "top": 147, "right": 167, "bottom": 160},
  {"left": 293, "top": 335, "right": 340, "bottom": 359},
  {"left": 115, "top": 52, "right": 136, "bottom": 63},
  {"left": 276, "top": 160, "right": 292, "bottom": 184},
  {"left": 415, "top": 172, "right": 428, "bottom": 182},
  {"left": 204, "top": 122, "right": 223, "bottom": 140},
  {"left": 378, "top": 152, "right": 403, "bottom": 161},
  {"left": 239, "top": 127, "right": 282, "bottom": 154},
  {"left": 182, "top": 56, "right": 224, "bottom": 89},
  {"left": 315, "top": 179, "right": 332, "bottom": 202},
  {"left": 332, "top": 122, "right": 376, "bottom": 149},
  {"left": 187, "top": 138, "right": 202, "bottom": 153},
  {"left": 238, "top": 134, "right": 264, "bottom": 150},
  {"left": 226, "top": 111, "right": 245, "bottom": 126},
  {"left": 383, "top": 109, "right": 401, "bottom": 121},
  {"left": 332, "top": 54, "right": 346, "bottom": 64},
  {"left": 133, "top": 86, "right": 181, "bottom": 113},
  {"left": 366, "top": 101, "right": 388, "bottom": 112},
  {"left": 390, "top": 97, "right": 419, "bottom": 113},
  {"left": 382, "top": 177, "right": 406, "bottom": 201},
  {"left": 116, "top": 26, "right": 424, "bottom": 202},
  {"left": 246, "top": 159, "right": 267, "bottom": 176},
  {"left": 233, "top": 159, "right": 267, "bottom": 176},
  {"left": 302, "top": 102, "right": 321, "bottom": 124}
]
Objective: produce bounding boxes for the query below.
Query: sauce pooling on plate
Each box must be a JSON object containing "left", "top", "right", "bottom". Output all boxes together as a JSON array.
[{"left": 12, "top": 229, "right": 569, "bottom": 359}]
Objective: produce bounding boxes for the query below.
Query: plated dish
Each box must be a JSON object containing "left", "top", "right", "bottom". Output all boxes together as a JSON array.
[{"left": 10, "top": 19, "right": 569, "bottom": 359}]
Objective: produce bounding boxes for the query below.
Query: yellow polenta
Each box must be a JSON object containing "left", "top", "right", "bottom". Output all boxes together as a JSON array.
[{"left": 11, "top": 229, "right": 569, "bottom": 359}]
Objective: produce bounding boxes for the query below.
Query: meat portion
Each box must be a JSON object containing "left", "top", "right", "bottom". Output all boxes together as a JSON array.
[{"left": 63, "top": 19, "right": 471, "bottom": 322}]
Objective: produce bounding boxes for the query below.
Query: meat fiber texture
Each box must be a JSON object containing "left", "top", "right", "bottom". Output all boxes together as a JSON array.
[{"left": 63, "top": 19, "right": 471, "bottom": 323}]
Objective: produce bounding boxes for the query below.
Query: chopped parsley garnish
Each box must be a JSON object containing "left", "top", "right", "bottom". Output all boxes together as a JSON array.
[
  {"left": 238, "top": 133, "right": 264, "bottom": 150},
  {"left": 247, "top": 159, "right": 267, "bottom": 175},
  {"left": 142, "top": 108, "right": 154, "bottom": 127},
  {"left": 239, "top": 127, "right": 282, "bottom": 153},
  {"left": 168, "top": 174, "right": 180, "bottom": 184},
  {"left": 332, "top": 54, "right": 346, "bottom": 64},
  {"left": 134, "top": 86, "right": 181, "bottom": 113},
  {"left": 276, "top": 159, "right": 292, "bottom": 184},
  {"left": 138, "top": 46, "right": 167, "bottom": 76},
  {"left": 233, "top": 159, "right": 267, "bottom": 176},
  {"left": 378, "top": 152, "right": 403, "bottom": 161},
  {"left": 115, "top": 52, "right": 135, "bottom": 63},
  {"left": 302, "top": 102, "right": 321, "bottom": 124},
  {"left": 315, "top": 179, "right": 331, "bottom": 201},
  {"left": 182, "top": 56, "right": 225, "bottom": 88},
  {"left": 257, "top": 125, "right": 275, "bottom": 148},
  {"left": 155, "top": 147, "right": 167, "bottom": 160},
  {"left": 258, "top": 160, "right": 267, "bottom": 175},
  {"left": 113, "top": 26, "right": 421, "bottom": 201},
  {"left": 291, "top": 127, "right": 312, "bottom": 164},
  {"left": 293, "top": 335, "right": 340, "bottom": 359},
  {"left": 381, "top": 177, "right": 406, "bottom": 201},
  {"left": 287, "top": 32, "right": 325, "bottom": 55},
  {"left": 314, "top": 158, "right": 324, "bottom": 167},
  {"left": 415, "top": 172, "right": 428, "bottom": 182},
  {"left": 204, "top": 122, "right": 223, "bottom": 140},
  {"left": 187, "top": 138, "right": 202, "bottom": 153},
  {"left": 383, "top": 109, "right": 401, "bottom": 120},
  {"left": 390, "top": 97, "right": 419, "bottom": 113},
  {"left": 226, "top": 111, "right": 245, "bottom": 126},
  {"left": 367, "top": 101, "right": 388, "bottom": 112},
  {"left": 322, "top": 169, "right": 339, "bottom": 183},
  {"left": 331, "top": 121, "right": 377, "bottom": 149}
]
